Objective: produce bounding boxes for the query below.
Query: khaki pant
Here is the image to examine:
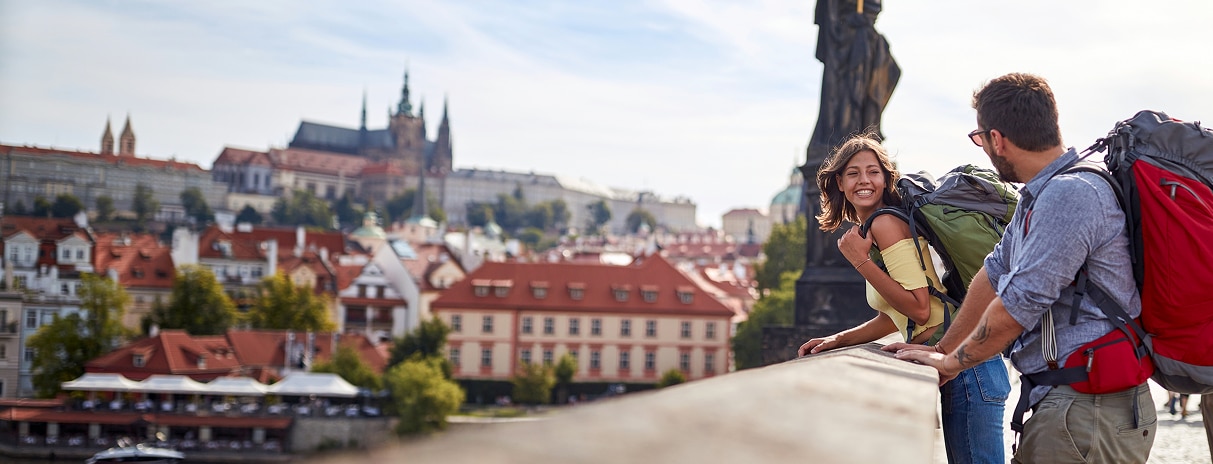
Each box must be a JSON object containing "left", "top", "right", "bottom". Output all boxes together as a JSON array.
[{"left": 1012, "top": 384, "right": 1156, "bottom": 464}]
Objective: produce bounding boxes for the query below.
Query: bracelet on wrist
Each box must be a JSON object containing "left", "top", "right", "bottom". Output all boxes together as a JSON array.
[
  {"left": 934, "top": 344, "right": 946, "bottom": 354},
  {"left": 854, "top": 257, "right": 872, "bottom": 269}
]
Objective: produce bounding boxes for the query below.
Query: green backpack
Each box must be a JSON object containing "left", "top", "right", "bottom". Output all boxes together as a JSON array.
[{"left": 861, "top": 164, "right": 1020, "bottom": 344}]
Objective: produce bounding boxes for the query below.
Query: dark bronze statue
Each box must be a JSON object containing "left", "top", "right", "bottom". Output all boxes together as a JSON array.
[{"left": 802, "top": 0, "right": 900, "bottom": 268}]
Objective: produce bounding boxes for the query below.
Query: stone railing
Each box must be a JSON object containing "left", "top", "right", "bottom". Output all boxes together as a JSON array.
[{"left": 309, "top": 342, "right": 941, "bottom": 464}]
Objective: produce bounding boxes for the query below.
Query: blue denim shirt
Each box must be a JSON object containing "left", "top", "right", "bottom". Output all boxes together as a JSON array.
[{"left": 983, "top": 148, "right": 1141, "bottom": 406}]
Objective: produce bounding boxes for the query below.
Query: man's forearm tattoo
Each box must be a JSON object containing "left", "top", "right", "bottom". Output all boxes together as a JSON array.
[
  {"left": 953, "top": 345, "right": 978, "bottom": 368},
  {"left": 971, "top": 322, "right": 991, "bottom": 343}
]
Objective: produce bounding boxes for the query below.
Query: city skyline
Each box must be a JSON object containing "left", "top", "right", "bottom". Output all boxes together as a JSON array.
[{"left": 3, "top": 1, "right": 1213, "bottom": 228}]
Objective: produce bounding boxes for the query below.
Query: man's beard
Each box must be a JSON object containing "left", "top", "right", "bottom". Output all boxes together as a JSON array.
[{"left": 986, "top": 147, "right": 1020, "bottom": 183}]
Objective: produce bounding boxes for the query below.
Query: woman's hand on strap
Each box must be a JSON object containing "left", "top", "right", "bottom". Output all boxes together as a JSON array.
[{"left": 837, "top": 225, "right": 874, "bottom": 267}]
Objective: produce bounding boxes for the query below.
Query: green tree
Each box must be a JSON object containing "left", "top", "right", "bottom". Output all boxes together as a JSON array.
[
  {"left": 466, "top": 203, "right": 494, "bottom": 228},
  {"left": 547, "top": 199, "right": 571, "bottom": 232},
  {"left": 236, "top": 204, "right": 263, "bottom": 225},
  {"left": 333, "top": 194, "right": 362, "bottom": 229},
  {"left": 732, "top": 271, "right": 798, "bottom": 370},
  {"left": 180, "top": 187, "right": 214, "bottom": 225},
  {"left": 311, "top": 343, "right": 383, "bottom": 390},
  {"left": 389, "top": 317, "right": 452, "bottom": 367},
  {"left": 625, "top": 208, "right": 657, "bottom": 234},
  {"left": 32, "top": 196, "right": 52, "bottom": 217},
  {"left": 553, "top": 353, "right": 577, "bottom": 404},
  {"left": 271, "top": 190, "right": 333, "bottom": 228},
  {"left": 151, "top": 264, "right": 237, "bottom": 335},
  {"left": 27, "top": 273, "right": 130, "bottom": 397},
  {"left": 95, "top": 195, "right": 116, "bottom": 222},
  {"left": 51, "top": 193, "right": 85, "bottom": 218},
  {"left": 385, "top": 355, "right": 465, "bottom": 435},
  {"left": 133, "top": 184, "right": 160, "bottom": 231},
  {"left": 517, "top": 227, "right": 544, "bottom": 250},
  {"left": 524, "top": 203, "right": 554, "bottom": 231},
  {"left": 493, "top": 189, "right": 527, "bottom": 232},
  {"left": 511, "top": 361, "right": 555, "bottom": 405},
  {"left": 385, "top": 189, "right": 417, "bottom": 224},
  {"left": 586, "top": 200, "right": 612, "bottom": 235},
  {"left": 656, "top": 368, "right": 687, "bottom": 388},
  {"left": 245, "top": 272, "right": 335, "bottom": 332},
  {"left": 9, "top": 199, "right": 27, "bottom": 216},
  {"left": 754, "top": 216, "right": 807, "bottom": 293}
]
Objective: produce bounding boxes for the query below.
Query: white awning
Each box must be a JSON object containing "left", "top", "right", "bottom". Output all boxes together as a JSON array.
[
  {"left": 205, "top": 377, "right": 270, "bottom": 396},
  {"left": 266, "top": 373, "right": 359, "bottom": 398},
  {"left": 138, "top": 374, "right": 209, "bottom": 394},
  {"left": 61, "top": 373, "right": 142, "bottom": 392}
]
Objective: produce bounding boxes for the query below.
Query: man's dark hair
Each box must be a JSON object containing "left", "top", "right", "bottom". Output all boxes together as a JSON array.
[{"left": 972, "top": 73, "right": 1062, "bottom": 152}]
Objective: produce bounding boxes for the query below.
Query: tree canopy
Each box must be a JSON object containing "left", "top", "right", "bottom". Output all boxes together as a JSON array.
[
  {"left": 133, "top": 184, "right": 160, "bottom": 231},
  {"left": 656, "top": 368, "right": 687, "bottom": 388},
  {"left": 625, "top": 208, "right": 657, "bottom": 234},
  {"left": 180, "top": 187, "right": 214, "bottom": 225},
  {"left": 311, "top": 343, "right": 383, "bottom": 391},
  {"left": 731, "top": 271, "right": 797, "bottom": 370},
  {"left": 149, "top": 264, "right": 237, "bottom": 335},
  {"left": 754, "top": 216, "right": 807, "bottom": 293},
  {"left": 271, "top": 190, "right": 334, "bottom": 228},
  {"left": 95, "top": 195, "right": 116, "bottom": 222},
  {"left": 236, "top": 204, "right": 263, "bottom": 225},
  {"left": 389, "top": 317, "right": 452, "bottom": 367},
  {"left": 511, "top": 361, "right": 555, "bottom": 405},
  {"left": 51, "top": 193, "right": 85, "bottom": 218},
  {"left": 244, "top": 272, "right": 335, "bottom": 332},
  {"left": 385, "top": 355, "right": 465, "bottom": 435},
  {"left": 586, "top": 200, "right": 612, "bottom": 235},
  {"left": 27, "top": 273, "right": 130, "bottom": 397}
]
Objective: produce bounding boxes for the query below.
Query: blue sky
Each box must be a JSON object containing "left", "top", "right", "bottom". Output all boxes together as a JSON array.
[{"left": 3, "top": 0, "right": 1213, "bottom": 228}]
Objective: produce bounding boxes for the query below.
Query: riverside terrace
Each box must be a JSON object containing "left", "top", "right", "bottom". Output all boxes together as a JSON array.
[{"left": 0, "top": 373, "right": 392, "bottom": 462}]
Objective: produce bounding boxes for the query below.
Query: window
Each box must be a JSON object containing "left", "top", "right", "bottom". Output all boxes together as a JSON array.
[
  {"left": 376, "top": 286, "right": 386, "bottom": 298},
  {"left": 619, "top": 351, "right": 630, "bottom": 370},
  {"left": 680, "top": 321, "right": 692, "bottom": 339},
  {"left": 0, "top": 345, "right": 6, "bottom": 359},
  {"left": 521, "top": 317, "right": 533, "bottom": 334},
  {"left": 24, "top": 348, "right": 34, "bottom": 363},
  {"left": 568, "top": 284, "right": 584, "bottom": 300},
  {"left": 678, "top": 290, "right": 693, "bottom": 304},
  {"left": 568, "top": 318, "right": 580, "bottom": 336},
  {"left": 705, "top": 353, "right": 716, "bottom": 373},
  {"left": 474, "top": 284, "right": 489, "bottom": 297},
  {"left": 480, "top": 348, "right": 492, "bottom": 368},
  {"left": 25, "top": 310, "right": 36, "bottom": 329},
  {"left": 449, "top": 348, "right": 461, "bottom": 367},
  {"left": 520, "top": 349, "right": 532, "bottom": 364},
  {"left": 61, "top": 249, "right": 70, "bottom": 260},
  {"left": 543, "top": 317, "right": 555, "bottom": 335},
  {"left": 569, "top": 349, "right": 579, "bottom": 363},
  {"left": 450, "top": 315, "right": 462, "bottom": 332},
  {"left": 644, "top": 352, "right": 656, "bottom": 371},
  {"left": 533, "top": 287, "right": 547, "bottom": 299},
  {"left": 494, "top": 285, "right": 509, "bottom": 297},
  {"left": 61, "top": 283, "right": 70, "bottom": 295},
  {"left": 133, "top": 354, "right": 145, "bottom": 368},
  {"left": 76, "top": 249, "right": 85, "bottom": 260},
  {"left": 642, "top": 290, "right": 657, "bottom": 303},
  {"left": 706, "top": 322, "right": 717, "bottom": 340},
  {"left": 357, "top": 285, "right": 367, "bottom": 298},
  {"left": 680, "top": 353, "right": 691, "bottom": 371},
  {"left": 482, "top": 316, "right": 494, "bottom": 333},
  {"left": 591, "top": 319, "right": 602, "bottom": 336},
  {"left": 645, "top": 320, "right": 657, "bottom": 337},
  {"left": 620, "top": 320, "right": 631, "bottom": 337},
  {"left": 613, "top": 288, "right": 629, "bottom": 302},
  {"left": 542, "top": 350, "right": 553, "bottom": 365},
  {"left": 590, "top": 351, "right": 601, "bottom": 370}
]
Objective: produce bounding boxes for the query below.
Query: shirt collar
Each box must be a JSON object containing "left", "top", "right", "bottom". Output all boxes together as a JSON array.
[{"left": 1019, "top": 147, "right": 1079, "bottom": 204}]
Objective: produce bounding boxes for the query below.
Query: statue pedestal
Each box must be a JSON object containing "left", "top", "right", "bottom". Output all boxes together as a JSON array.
[{"left": 762, "top": 266, "right": 870, "bottom": 365}]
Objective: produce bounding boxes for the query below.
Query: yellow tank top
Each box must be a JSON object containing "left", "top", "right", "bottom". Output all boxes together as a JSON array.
[{"left": 865, "top": 237, "right": 947, "bottom": 341}]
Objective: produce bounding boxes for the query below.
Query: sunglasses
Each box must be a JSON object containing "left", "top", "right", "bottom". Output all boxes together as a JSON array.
[{"left": 968, "top": 129, "right": 991, "bottom": 147}]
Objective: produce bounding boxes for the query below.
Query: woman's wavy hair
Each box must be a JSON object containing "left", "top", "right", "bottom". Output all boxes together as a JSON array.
[{"left": 815, "top": 132, "right": 901, "bottom": 232}]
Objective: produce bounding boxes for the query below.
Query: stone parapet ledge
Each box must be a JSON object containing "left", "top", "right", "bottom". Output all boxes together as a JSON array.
[{"left": 311, "top": 342, "right": 940, "bottom": 464}]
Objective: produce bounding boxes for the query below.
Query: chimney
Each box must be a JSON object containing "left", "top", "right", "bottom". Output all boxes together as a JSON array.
[
  {"left": 266, "top": 239, "right": 278, "bottom": 276},
  {"left": 295, "top": 226, "right": 305, "bottom": 257}
]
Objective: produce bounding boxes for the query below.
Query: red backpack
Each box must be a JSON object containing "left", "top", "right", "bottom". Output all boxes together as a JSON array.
[{"left": 1096, "top": 110, "right": 1213, "bottom": 394}]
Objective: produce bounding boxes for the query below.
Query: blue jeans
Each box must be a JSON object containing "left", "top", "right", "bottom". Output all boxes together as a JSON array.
[{"left": 941, "top": 355, "right": 1011, "bottom": 464}]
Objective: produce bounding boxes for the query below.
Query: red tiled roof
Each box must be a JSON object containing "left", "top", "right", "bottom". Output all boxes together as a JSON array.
[
  {"left": 197, "top": 224, "right": 347, "bottom": 263},
  {"left": 360, "top": 161, "right": 406, "bottom": 176},
  {"left": 213, "top": 146, "right": 272, "bottom": 166},
  {"left": 86, "top": 331, "right": 243, "bottom": 381},
  {"left": 267, "top": 147, "right": 368, "bottom": 177},
  {"left": 0, "top": 217, "right": 94, "bottom": 271},
  {"left": 93, "top": 232, "right": 175, "bottom": 289},
  {"left": 432, "top": 254, "right": 734, "bottom": 317},
  {"left": 0, "top": 144, "right": 207, "bottom": 173}
]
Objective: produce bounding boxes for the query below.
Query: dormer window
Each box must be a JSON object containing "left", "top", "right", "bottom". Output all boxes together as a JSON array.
[
  {"left": 531, "top": 281, "right": 549, "bottom": 299},
  {"left": 568, "top": 282, "right": 585, "bottom": 300},
  {"left": 641, "top": 285, "right": 658, "bottom": 303},
  {"left": 492, "top": 280, "right": 513, "bottom": 298},
  {"left": 612, "top": 285, "right": 631, "bottom": 302},
  {"left": 472, "top": 279, "right": 491, "bottom": 297},
  {"left": 133, "top": 354, "right": 145, "bottom": 367},
  {"left": 676, "top": 286, "right": 694, "bottom": 304}
]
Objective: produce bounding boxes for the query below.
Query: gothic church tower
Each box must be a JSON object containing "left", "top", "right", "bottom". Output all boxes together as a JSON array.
[
  {"left": 118, "top": 115, "right": 136, "bottom": 157},
  {"left": 101, "top": 117, "right": 115, "bottom": 155}
]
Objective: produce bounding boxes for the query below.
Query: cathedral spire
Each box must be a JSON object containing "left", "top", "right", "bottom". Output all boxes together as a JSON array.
[
  {"left": 396, "top": 67, "right": 413, "bottom": 116},
  {"left": 101, "top": 116, "right": 115, "bottom": 155},
  {"left": 118, "top": 114, "right": 136, "bottom": 157},
  {"left": 360, "top": 88, "right": 368, "bottom": 131}
]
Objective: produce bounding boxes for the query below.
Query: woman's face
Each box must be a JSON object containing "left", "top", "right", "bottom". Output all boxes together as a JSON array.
[{"left": 839, "top": 149, "right": 887, "bottom": 213}]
